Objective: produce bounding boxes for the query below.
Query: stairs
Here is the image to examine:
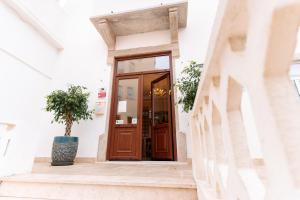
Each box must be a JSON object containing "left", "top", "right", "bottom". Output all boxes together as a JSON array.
[
  {"left": 0, "top": 162, "right": 197, "bottom": 200},
  {"left": 196, "top": 181, "right": 223, "bottom": 200}
]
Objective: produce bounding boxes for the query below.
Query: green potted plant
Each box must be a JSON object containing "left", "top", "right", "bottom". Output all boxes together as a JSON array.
[
  {"left": 46, "top": 85, "right": 94, "bottom": 166},
  {"left": 176, "top": 61, "right": 203, "bottom": 113}
]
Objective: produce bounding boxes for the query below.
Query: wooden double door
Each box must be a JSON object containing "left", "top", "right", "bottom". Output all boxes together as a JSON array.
[{"left": 108, "top": 72, "right": 174, "bottom": 161}]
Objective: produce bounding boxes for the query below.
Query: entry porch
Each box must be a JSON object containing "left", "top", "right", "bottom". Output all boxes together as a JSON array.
[{"left": 0, "top": 161, "right": 198, "bottom": 200}]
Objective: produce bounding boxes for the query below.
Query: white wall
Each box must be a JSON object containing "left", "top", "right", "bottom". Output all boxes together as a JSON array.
[
  {"left": 0, "top": 1, "right": 60, "bottom": 77},
  {"left": 0, "top": 1, "right": 61, "bottom": 176},
  {"left": 19, "top": 0, "right": 67, "bottom": 41},
  {"left": 35, "top": 0, "right": 109, "bottom": 158},
  {"left": 116, "top": 30, "right": 171, "bottom": 50}
]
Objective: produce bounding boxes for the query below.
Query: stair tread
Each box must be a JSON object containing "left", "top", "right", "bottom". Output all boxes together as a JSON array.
[
  {"left": 1, "top": 173, "right": 196, "bottom": 189},
  {"left": 0, "top": 197, "right": 59, "bottom": 200}
]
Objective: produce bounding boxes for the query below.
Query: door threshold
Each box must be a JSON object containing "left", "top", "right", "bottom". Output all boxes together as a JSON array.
[{"left": 98, "top": 161, "right": 189, "bottom": 165}]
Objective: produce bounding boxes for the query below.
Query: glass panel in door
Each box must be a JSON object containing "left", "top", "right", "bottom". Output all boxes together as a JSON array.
[
  {"left": 116, "top": 79, "right": 139, "bottom": 125},
  {"left": 151, "top": 74, "right": 173, "bottom": 160},
  {"left": 109, "top": 76, "right": 142, "bottom": 160},
  {"left": 152, "top": 77, "right": 169, "bottom": 125}
]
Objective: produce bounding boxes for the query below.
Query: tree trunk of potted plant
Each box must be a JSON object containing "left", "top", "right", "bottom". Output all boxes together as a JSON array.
[{"left": 65, "top": 113, "right": 73, "bottom": 136}]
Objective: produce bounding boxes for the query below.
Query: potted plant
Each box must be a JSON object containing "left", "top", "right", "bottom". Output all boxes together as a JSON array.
[
  {"left": 46, "top": 85, "right": 94, "bottom": 166},
  {"left": 176, "top": 61, "right": 203, "bottom": 113}
]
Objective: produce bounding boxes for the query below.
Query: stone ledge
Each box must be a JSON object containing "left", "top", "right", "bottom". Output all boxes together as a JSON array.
[
  {"left": 34, "top": 157, "right": 96, "bottom": 164},
  {"left": 90, "top": 1, "right": 187, "bottom": 37}
]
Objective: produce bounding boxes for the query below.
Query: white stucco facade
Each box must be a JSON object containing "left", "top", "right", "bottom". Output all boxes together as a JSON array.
[
  {"left": 3, "top": 0, "right": 299, "bottom": 178},
  {"left": 0, "top": 0, "right": 220, "bottom": 175},
  {"left": 2, "top": 1, "right": 300, "bottom": 199},
  {"left": 0, "top": 0, "right": 62, "bottom": 175}
]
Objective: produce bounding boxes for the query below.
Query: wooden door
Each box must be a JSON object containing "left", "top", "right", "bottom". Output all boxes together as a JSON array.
[
  {"left": 109, "top": 75, "right": 142, "bottom": 160},
  {"left": 151, "top": 74, "right": 173, "bottom": 160}
]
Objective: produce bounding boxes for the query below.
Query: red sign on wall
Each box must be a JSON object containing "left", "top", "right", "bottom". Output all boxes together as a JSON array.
[{"left": 98, "top": 88, "right": 106, "bottom": 98}]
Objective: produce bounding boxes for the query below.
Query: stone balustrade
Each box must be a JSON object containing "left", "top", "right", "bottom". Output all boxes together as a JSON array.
[
  {"left": 0, "top": 122, "right": 15, "bottom": 157},
  {"left": 0, "top": 121, "right": 16, "bottom": 177},
  {"left": 190, "top": 0, "right": 300, "bottom": 199}
]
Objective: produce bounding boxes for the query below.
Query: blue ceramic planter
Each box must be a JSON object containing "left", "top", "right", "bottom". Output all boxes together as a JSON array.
[{"left": 51, "top": 136, "right": 79, "bottom": 166}]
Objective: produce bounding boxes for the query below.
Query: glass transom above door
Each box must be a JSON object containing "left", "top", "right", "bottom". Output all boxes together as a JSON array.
[{"left": 117, "top": 55, "right": 170, "bottom": 74}]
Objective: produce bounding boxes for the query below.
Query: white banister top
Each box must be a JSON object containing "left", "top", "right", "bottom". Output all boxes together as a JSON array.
[{"left": 0, "top": 121, "right": 16, "bottom": 131}]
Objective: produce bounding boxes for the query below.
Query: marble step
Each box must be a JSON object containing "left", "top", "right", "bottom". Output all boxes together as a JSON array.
[
  {"left": 0, "top": 197, "right": 58, "bottom": 200},
  {"left": 196, "top": 180, "right": 224, "bottom": 200},
  {"left": 0, "top": 173, "right": 197, "bottom": 200}
]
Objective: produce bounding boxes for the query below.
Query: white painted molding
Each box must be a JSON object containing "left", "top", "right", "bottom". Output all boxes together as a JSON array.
[
  {"left": 0, "top": 47, "right": 52, "bottom": 80},
  {"left": 2, "top": 0, "right": 64, "bottom": 51},
  {"left": 0, "top": 121, "right": 16, "bottom": 131}
]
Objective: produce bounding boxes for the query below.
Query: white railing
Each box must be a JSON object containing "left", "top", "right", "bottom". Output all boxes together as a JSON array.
[
  {"left": 0, "top": 121, "right": 16, "bottom": 177},
  {"left": 0, "top": 122, "right": 15, "bottom": 158},
  {"left": 190, "top": 0, "right": 300, "bottom": 199}
]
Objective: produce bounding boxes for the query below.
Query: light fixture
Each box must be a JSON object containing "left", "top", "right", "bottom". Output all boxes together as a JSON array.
[{"left": 152, "top": 88, "right": 167, "bottom": 96}]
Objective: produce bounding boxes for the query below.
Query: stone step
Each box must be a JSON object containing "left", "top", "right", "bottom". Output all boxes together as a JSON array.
[
  {"left": 196, "top": 180, "right": 224, "bottom": 200},
  {"left": 0, "top": 173, "right": 197, "bottom": 200},
  {"left": 0, "top": 197, "right": 58, "bottom": 200}
]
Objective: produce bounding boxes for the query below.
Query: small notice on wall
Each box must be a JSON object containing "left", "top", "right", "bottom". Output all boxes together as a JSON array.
[
  {"left": 132, "top": 118, "right": 137, "bottom": 124},
  {"left": 116, "top": 120, "right": 124, "bottom": 125},
  {"left": 95, "top": 101, "right": 106, "bottom": 115}
]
